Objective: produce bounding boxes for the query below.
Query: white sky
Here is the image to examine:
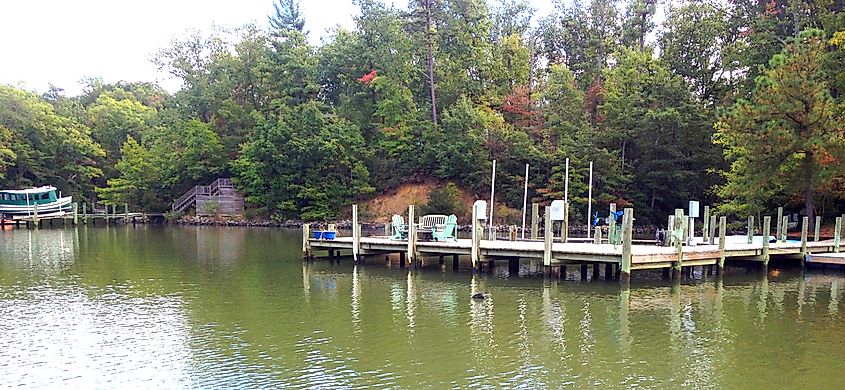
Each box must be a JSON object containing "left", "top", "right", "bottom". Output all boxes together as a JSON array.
[{"left": 0, "top": 0, "right": 557, "bottom": 96}]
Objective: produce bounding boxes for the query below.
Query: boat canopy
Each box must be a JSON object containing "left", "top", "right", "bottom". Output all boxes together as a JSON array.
[{"left": 0, "top": 186, "right": 57, "bottom": 195}]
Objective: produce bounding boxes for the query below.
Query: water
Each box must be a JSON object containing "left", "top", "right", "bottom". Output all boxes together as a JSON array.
[{"left": 1, "top": 226, "right": 844, "bottom": 388}]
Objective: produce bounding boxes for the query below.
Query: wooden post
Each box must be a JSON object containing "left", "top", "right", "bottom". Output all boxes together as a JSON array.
[
  {"left": 72, "top": 202, "right": 78, "bottom": 225},
  {"left": 776, "top": 207, "right": 783, "bottom": 242},
  {"left": 800, "top": 216, "right": 809, "bottom": 261},
  {"left": 781, "top": 216, "right": 788, "bottom": 242},
  {"left": 352, "top": 204, "right": 360, "bottom": 262},
  {"left": 665, "top": 215, "right": 674, "bottom": 247},
  {"left": 834, "top": 217, "right": 842, "bottom": 253},
  {"left": 530, "top": 203, "right": 539, "bottom": 240},
  {"left": 608, "top": 203, "right": 617, "bottom": 244},
  {"left": 762, "top": 216, "right": 771, "bottom": 264},
  {"left": 562, "top": 201, "right": 569, "bottom": 243},
  {"left": 82, "top": 203, "right": 88, "bottom": 225},
  {"left": 621, "top": 208, "right": 633, "bottom": 281},
  {"left": 509, "top": 225, "right": 517, "bottom": 241},
  {"left": 543, "top": 206, "right": 553, "bottom": 267},
  {"left": 673, "top": 209, "right": 684, "bottom": 277},
  {"left": 124, "top": 203, "right": 129, "bottom": 222},
  {"left": 594, "top": 226, "right": 601, "bottom": 245},
  {"left": 747, "top": 216, "right": 754, "bottom": 244},
  {"left": 703, "top": 205, "right": 710, "bottom": 243},
  {"left": 708, "top": 215, "right": 717, "bottom": 245},
  {"left": 471, "top": 205, "right": 480, "bottom": 269},
  {"left": 33, "top": 203, "right": 39, "bottom": 229},
  {"left": 302, "top": 223, "right": 311, "bottom": 258},
  {"left": 718, "top": 216, "right": 726, "bottom": 272},
  {"left": 407, "top": 205, "right": 416, "bottom": 264},
  {"left": 814, "top": 216, "right": 821, "bottom": 242}
]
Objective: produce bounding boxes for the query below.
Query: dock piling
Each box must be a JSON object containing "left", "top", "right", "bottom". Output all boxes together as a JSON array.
[
  {"left": 800, "top": 216, "right": 809, "bottom": 263},
  {"left": 776, "top": 207, "right": 784, "bottom": 242},
  {"left": 814, "top": 216, "right": 821, "bottom": 242},
  {"left": 302, "top": 223, "right": 311, "bottom": 259},
  {"left": 593, "top": 226, "right": 601, "bottom": 245},
  {"left": 718, "top": 216, "right": 726, "bottom": 272},
  {"left": 620, "top": 208, "right": 633, "bottom": 281},
  {"left": 708, "top": 215, "right": 717, "bottom": 245},
  {"left": 407, "top": 205, "right": 417, "bottom": 264},
  {"left": 82, "top": 203, "right": 87, "bottom": 225},
  {"left": 530, "top": 203, "right": 539, "bottom": 240},
  {"left": 72, "top": 202, "right": 78, "bottom": 225},
  {"left": 562, "top": 201, "right": 569, "bottom": 243},
  {"left": 352, "top": 204, "right": 360, "bottom": 262},
  {"left": 608, "top": 204, "right": 617, "bottom": 244},
  {"left": 835, "top": 217, "right": 842, "bottom": 253},
  {"left": 763, "top": 216, "right": 771, "bottom": 264},
  {"left": 703, "top": 205, "right": 710, "bottom": 243},
  {"left": 747, "top": 216, "right": 754, "bottom": 244},
  {"left": 673, "top": 209, "right": 684, "bottom": 278},
  {"left": 782, "top": 216, "right": 788, "bottom": 242},
  {"left": 33, "top": 203, "right": 39, "bottom": 229},
  {"left": 543, "top": 206, "right": 553, "bottom": 267},
  {"left": 471, "top": 204, "right": 481, "bottom": 269}
]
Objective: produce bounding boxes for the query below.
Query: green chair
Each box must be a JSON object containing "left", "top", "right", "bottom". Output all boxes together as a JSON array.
[
  {"left": 432, "top": 214, "right": 458, "bottom": 242},
  {"left": 390, "top": 214, "right": 408, "bottom": 240}
]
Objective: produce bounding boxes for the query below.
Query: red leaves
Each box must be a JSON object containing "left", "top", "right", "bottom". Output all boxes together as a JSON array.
[
  {"left": 764, "top": 0, "right": 780, "bottom": 16},
  {"left": 358, "top": 69, "right": 377, "bottom": 85},
  {"left": 819, "top": 150, "right": 838, "bottom": 166}
]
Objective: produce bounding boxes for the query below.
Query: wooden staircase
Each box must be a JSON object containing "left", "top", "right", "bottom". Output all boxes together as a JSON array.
[{"left": 172, "top": 178, "right": 244, "bottom": 216}]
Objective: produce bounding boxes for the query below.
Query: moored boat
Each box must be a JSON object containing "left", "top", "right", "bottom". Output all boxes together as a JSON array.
[{"left": 0, "top": 186, "right": 72, "bottom": 217}]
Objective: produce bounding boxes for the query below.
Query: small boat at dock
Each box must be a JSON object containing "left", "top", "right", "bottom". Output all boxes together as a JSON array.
[{"left": 0, "top": 186, "right": 72, "bottom": 218}]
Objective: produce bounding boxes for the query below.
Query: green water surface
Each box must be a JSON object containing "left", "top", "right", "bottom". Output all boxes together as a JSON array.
[{"left": 1, "top": 226, "right": 844, "bottom": 388}]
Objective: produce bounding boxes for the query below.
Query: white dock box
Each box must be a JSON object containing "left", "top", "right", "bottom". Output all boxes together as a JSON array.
[
  {"left": 688, "top": 201, "right": 700, "bottom": 218},
  {"left": 473, "top": 200, "right": 488, "bottom": 220},
  {"left": 550, "top": 200, "right": 566, "bottom": 221}
]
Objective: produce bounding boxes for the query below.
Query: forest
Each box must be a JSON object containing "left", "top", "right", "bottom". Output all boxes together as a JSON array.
[{"left": 1, "top": 0, "right": 844, "bottom": 225}]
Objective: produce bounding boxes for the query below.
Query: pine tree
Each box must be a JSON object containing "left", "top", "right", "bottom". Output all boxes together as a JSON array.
[
  {"left": 269, "top": 0, "right": 305, "bottom": 34},
  {"left": 715, "top": 30, "right": 845, "bottom": 220}
]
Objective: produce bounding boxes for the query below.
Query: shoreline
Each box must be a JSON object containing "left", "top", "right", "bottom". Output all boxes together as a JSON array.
[{"left": 172, "top": 216, "right": 656, "bottom": 235}]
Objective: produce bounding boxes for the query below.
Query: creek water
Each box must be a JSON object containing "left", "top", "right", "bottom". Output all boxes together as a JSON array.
[{"left": 1, "top": 226, "right": 844, "bottom": 388}]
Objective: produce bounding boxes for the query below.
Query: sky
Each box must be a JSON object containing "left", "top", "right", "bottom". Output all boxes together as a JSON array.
[{"left": 0, "top": 0, "right": 557, "bottom": 95}]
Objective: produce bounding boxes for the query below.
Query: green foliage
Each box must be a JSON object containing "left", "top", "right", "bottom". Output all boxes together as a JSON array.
[
  {"left": 2, "top": 0, "right": 844, "bottom": 223},
  {"left": 420, "top": 182, "right": 462, "bottom": 216},
  {"left": 0, "top": 85, "right": 104, "bottom": 200},
  {"left": 233, "top": 102, "right": 373, "bottom": 221},
  {"left": 269, "top": 0, "right": 305, "bottom": 33},
  {"left": 715, "top": 31, "right": 845, "bottom": 220}
]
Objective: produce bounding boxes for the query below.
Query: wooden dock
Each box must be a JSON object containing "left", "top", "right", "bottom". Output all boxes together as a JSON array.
[
  {"left": 1, "top": 202, "right": 151, "bottom": 229},
  {"left": 304, "top": 204, "right": 845, "bottom": 280}
]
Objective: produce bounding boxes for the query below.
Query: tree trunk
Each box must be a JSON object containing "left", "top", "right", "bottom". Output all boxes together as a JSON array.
[
  {"left": 804, "top": 153, "right": 815, "bottom": 221},
  {"left": 425, "top": 0, "right": 438, "bottom": 129}
]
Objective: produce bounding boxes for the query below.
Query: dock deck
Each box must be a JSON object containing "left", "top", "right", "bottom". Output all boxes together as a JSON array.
[{"left": 307, "top": 235, "right": 838, "bottom": 271}]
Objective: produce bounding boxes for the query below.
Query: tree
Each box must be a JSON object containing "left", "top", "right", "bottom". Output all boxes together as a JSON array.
[
  {"left": 600, "top": 49, "right": 717, "bottom": 221},
  {"left": 659, "top": 2, "right": 727, "bottom": 102},
  {"left": 96, "top": 136, "right": 160, "bottom": 208},
  {"left": 407, "top": 0, "right": 442, "bottom": 127},
  {"left": 621, "top": 0, "right": 657, "bottom": 51},
  {"left": 269, "top": 0, "right": 305, "bottom": 33},
  {"left": 0, "top": 85, "right": 104, "bottom": 200},
  {"left": 233, "top": 102, "right": 373, "bottom": 221},
  {"left": 715, "top": 30, "right": 845, "bottom": 220}
]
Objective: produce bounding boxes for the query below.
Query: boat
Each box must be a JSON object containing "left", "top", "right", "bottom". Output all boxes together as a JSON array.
[{"left": 0, "top": 186, "right": 72, "bottom": 217}]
